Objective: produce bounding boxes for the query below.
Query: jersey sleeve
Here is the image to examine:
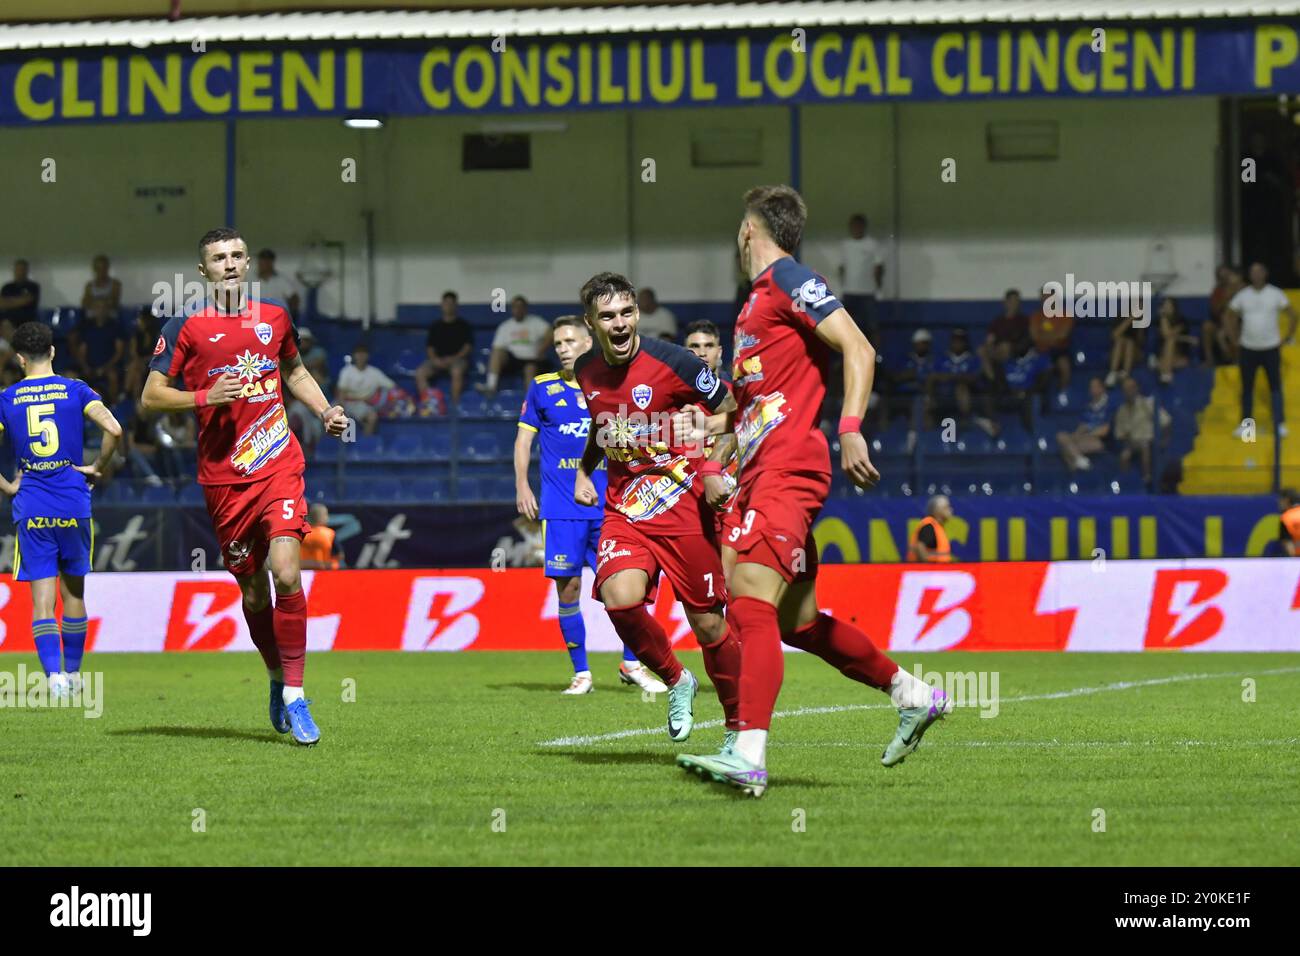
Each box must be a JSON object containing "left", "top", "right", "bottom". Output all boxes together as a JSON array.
[
  {"left": 149, "top": 315, "right": 188, "bottom": 378},
  {"left": 75, "top": 377, "right": 103, "bottom": 410},
  {"left": 518, "top": 381, "right": 542, "bottom": 433},
  {"left": 647, "top": 339, "right": 727, "bottom": 413},
  {"left": 772, "top": 258, "right": 843, "bottom": 326},
  {"left": 280, "top": 309, "right": 300, "bottom": 362}
]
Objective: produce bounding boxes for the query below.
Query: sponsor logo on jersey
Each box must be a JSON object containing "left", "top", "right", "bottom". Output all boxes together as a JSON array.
[
  {"left": 209, "top": 333, "right": 226, "bottom": 342},
  {"left": 597, "top": 537, "right": 633, "bottom": 570},
  {"left": 631, "top": 383, "right": 653, "bottom": 410},
  {"left": 208, "top": 350, "right": 277, "bottom": 383},
  {"left": 546, "top": 383, "right": 564, "bottom": 395},
  {"left": 616, "top": 457, "right": 693, "bottom": 523},
  {"left": 558, "top": 419, "right": 591, "bottom": 438},
  {"left": 695, "top": 366, "right": 719, "bottom": 395},
  {"left": 736, "top": 391, "right": 789, "bottom": 469},
  {"left": 25, "top": 517, "right": 80, "bottom": 529},
  {"left": 226, "top": 539, "right": 251, "bottom": 563},
  {"left": 229, "top": 403, "right": 292, "bottom": 476},
  {"left": 796, "top": 277, "right": 834, "bottom": 308},
  {"left": 735, "top": 330, "right": 760, "bottom": 353},
  {"left": 254, "top": 322, "right": 274, "bottom": 345}
]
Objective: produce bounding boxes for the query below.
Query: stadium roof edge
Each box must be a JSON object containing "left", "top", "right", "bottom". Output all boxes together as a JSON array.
[{"left": 0, "top": 1, "right": 1298, "bottom": 51}]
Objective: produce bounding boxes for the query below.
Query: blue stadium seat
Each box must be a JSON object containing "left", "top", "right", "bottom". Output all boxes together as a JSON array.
[
  {"left": 426, "top": 428, "right": 453, "bottom": 460},
  {"left": 344, "top": 434, "right": 384, "bottom": 461},
  {"left": 140, "top": 483, "right": 176, "bottom": 505},
  {"left": 457, "top": 391, "right": 487, "bottom": 415},
  {"left": 462, "top": 430, "right": 503, "bottom": 460},
  {"left": 387, "top": 432, "right": 424, "bottom": 459},
  {"left": 177, "top": 482, "right": 204, "bottom": 505},
  {"left": 408, "top": 476, "right": 451, "bottom": 503},
  {"left": 490, "top": 390, "right": 524, "bottom": 419}
]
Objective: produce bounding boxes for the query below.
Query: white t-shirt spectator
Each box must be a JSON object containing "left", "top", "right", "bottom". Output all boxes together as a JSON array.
[
  {"left": 492, "top": 314, "right": 550, "bottom": 361},
  {"left": 256, "top": 271, "right": 299, "bottom": 308},
  {"left": 1230, "top": 284, "right": 1289, "bottom": 351},
  {"left": 638, "top": 306, "right": 678, "bottom": 340},
  {"left": 337, "top": 363, "right": 395, "bottom": 402},
  {"left": 839, "top": 236, "right": 884, "bottom": 296}
]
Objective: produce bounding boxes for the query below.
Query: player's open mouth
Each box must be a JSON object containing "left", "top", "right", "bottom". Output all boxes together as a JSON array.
[{"left": 609, "top": 329, "right": 633, "bottom": 351}]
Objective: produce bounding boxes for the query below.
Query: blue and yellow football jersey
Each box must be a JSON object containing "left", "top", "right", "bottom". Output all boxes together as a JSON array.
[{"left": 517, "top": 371, "right": 606, "bottom": 521}]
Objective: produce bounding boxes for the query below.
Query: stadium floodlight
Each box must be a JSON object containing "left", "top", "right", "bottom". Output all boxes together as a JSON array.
[{"left": 343, "top": 116, "right": 385, "bottom": 130}]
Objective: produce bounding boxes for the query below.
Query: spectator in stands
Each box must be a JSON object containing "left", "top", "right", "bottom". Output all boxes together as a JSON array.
[
  {"left": 416, "top": 291, "right": 472, "bottom": 405},
  {"left": 297, "top": 327, "right": 329, "bottom": 383},
  {"left": 928, "top": 327, "right": 995, "bottom": 436},
  {"left": 69, "top": 298, "right": 126, "bottom": 401},
  {"left": 1204, "top": 264, "right": 1242, "bottom": 366},
  {"left": 157, "top": 410, "right": 196, "bottom": 483},
  {"left": 123, "top": 307, "right": 159, "bottom": 406},
  {"left": 254, "top": 248, "right": 301, "bottom": 317},
  {"left": 636, "top": 287, "right": 678, "bottom": 341},
  {"left": 1113, "top": 376, "right": 1171, "bottom": 486},
  {"left": 1000, "top": 339, "right": 1051, "bottom": 430},
  {"left": 891, "top": 328, "right": 934, "bottom": 449},
  {"left": 479, "top": 295, "right": 549, "bottom": 395},
  {"left": 1104, "top": 306, "right": 1145, "bottom": 387},
  {"left": 837, "top": 213, "right": 885, "bottom": 347},
  {"left": 1029, "top": 287, "right": 1073, "bottom": 405},
  {"left": 336, "top": 342, "right": 395, "bottom": 436},
  {"left": 1276, "top": 488, "right": 1300, "bottom": 556},
  {"left": 1155, "top": 298, "right": 1195, "bottom": 385},
  {"left": 1056, "top": 375, "right": 1112, "bottom": 472},
  {"left": 301, "top": 503, "right": 340, "bottom": 570},
  {"left": 124, "top": 413, "right": 164, "bottom": 488},
  {"left": 980, "top": 289, "right": 1029, "bottom": 379},
  {"left": 907, "top": 495, "right": 954, "bottom": 563},
  {"left": 80, "top": 254, "right": 121, "bottom": 324},
  {"left": 0, "top": 260, "right": 40, "bottom": 337},
  {"left": 1227, "top": 261, "right": 1297, "bottom": 438}
]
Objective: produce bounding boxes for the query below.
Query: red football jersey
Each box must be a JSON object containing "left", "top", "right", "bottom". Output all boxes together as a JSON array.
[
  {"left": 732, "top": 256, "right": 842, "bottom": 480},
  {"left": 150, "top": 298, "right": 305, "bottom": 486},
  {"left": 574, "top": 335, "right": 728, "bottom": 536},
  {"left": 706, "top": 378, "right": 740, "bottom": 512}
]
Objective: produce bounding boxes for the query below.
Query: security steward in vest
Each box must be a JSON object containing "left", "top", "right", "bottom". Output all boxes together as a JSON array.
[{"left": 908, "top": 494, "right": 955, "bottom": 563}]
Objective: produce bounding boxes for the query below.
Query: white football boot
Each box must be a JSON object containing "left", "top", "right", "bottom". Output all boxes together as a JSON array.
[{"left": 561, "top": 672, "right": 594, "bottom": 695}]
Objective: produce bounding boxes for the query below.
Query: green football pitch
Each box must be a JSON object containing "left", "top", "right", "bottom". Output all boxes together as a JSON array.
[{"left": 3, "top": 651, "right": 1298, "bottom": 866}]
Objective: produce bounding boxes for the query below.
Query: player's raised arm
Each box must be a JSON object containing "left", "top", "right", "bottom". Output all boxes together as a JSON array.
[
  {"left": 815, "top": 307, "right": 880, "bottom": 489},
  {"left": 282, "top": 353, "right": 348, "bottom": 438}
]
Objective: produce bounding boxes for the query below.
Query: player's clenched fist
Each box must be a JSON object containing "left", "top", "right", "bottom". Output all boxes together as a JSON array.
[
  {"left": 204, "top": 373, "right": 244, "bottom": 406},
  {"left": 320, "top": 404, "right": 349, "bottom": 438},
  {"left": 839, "top": 431, "right": 880, "bottom": 489},
  {"left": 702, "top": 474, "right": 732, "bottom": 510},
  {"left": 573, "top": 471, "right": 599, "bottom": 507}
]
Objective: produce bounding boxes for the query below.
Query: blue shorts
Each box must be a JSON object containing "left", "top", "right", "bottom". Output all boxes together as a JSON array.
[
  {"left": 13, "top": 517, "right": 93, "bottom": 582},
  {"left": 542, "top": 518, "right": 601, "bottom": 578}
]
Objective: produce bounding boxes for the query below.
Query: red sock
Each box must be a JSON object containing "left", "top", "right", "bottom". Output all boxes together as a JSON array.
[
  {"left": 699, "top": 629, "right": 741, "bottom": 730},
  {"left": 605, "top": 605, "right": 682, "bottom": 686},
  {"left": 242, "top": 601, "right": 281, "bottom": 672},
  {"left": 273, "top": 588, "right": 308, "bottom": 688},
  {"left": 730, "top": 596, "right": 783, "bottom": 731},
  {"left": 784, "top": 612, "right": 898, "bottom": 691}
]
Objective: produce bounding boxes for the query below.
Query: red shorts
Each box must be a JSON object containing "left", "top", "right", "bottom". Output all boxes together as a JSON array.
[
  {"left": 717, "top": 505, "right": 744, "bottom": 549},
  {"left": 594, "top": 516, "right": 727, "bottom": 612},
  {"left": 729, "top": 469, "right": 830, "bottom": 584},
  {"left": 203, "top": 470, "right": 311, "bottom": 578}
]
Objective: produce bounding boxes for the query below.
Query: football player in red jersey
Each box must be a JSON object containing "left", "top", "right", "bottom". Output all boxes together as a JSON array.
[
  {"left": 677, "top": 187, "right": 950, "bottom": 797},
  {"left": 142, "top": 228, "right": 349, "bottom": 745},
  {"left": 573, "top": 273, "right": 742, "bottom": 747},
  {"left": 683, "top": 320, "right": 742, "bottom": 582}
]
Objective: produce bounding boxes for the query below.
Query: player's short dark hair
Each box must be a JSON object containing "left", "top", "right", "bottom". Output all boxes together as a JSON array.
[
  {"left": 352, "top": 340, "right": 370, "bottom": 353},
  {"left": 12, "top": 321, "right": 53, "bottom": 359},
  {"left": 15, "top": 258, "right": 28, "bottom": 268},
  {"left": 684, "top": 320, "right": 721, "bottom": 343},
  {"left": 1281, "top": 488, "right": 1298, "bottom": 507},
  {"left": 850, "top": 213, "right": 867, "bottom": 226},
  {"left": 442, "top": 290, "right": 458, "bottom": 302},
  {"left": 198, "top": 227, "right": 244, "bottom": 257},
  {"left": 743, "top": 185, "right": 807, "bottom": 254},
  {"left": 257, "top": 248, "right": 275, "bottom": 260},
  {"left": 1005, "top": 288, "right": 1021, "bottom": 299},
  {"left": 553, "top": 315, "right": 586, "bottom": 332},
  {"left": 580, "top": 272, "right": 637, "bottom": 315}
]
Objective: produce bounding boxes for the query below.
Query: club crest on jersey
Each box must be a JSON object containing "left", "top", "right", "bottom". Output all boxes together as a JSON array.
[
  {"left": 254, "top": 322, "right": 274, "bottom": 345},
  {"left": 796, "top": 277, "right": 832, "bottom": 308},
  {"left": 695, "top": 366, "right": 718, "bottom": 395},
  {"left": 153, "top": 335, "right": 166, "bottom": 356},
  {"left": 631, "top": 383, "right": 653, "bottom": 410}
]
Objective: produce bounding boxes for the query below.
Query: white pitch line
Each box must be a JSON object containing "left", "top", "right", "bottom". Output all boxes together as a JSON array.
[{"left": 537, "top": 665, "right": 1300, "bottom": 748}]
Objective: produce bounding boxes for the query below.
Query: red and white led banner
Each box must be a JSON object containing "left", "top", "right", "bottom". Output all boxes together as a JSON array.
[{"left": 0, "top": 560, "right": 1297, "bottom": 653}]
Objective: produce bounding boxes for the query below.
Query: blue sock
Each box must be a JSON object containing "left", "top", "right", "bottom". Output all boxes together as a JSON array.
[
  {"left": 558, "top": 601, "right": 588, "bottom": 673},
  {"left": 33, "top": 619, "right": 61, "bottom": 675},
  {"left": 621, "top": 645, "right": 639, "bottom": 664},
  {"left": 61, "top": 616, "right": 88, "bottom": 673}
]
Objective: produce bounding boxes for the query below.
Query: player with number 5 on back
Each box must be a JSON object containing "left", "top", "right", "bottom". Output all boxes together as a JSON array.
[
  {"left": 0, "top": 322, "right": 123, "bottom": 701},
  {"left": 142, "top": 228, "right": 350, "bottom": 745},
  {"left": 572, "top": 272, "right": 743, "bottom": 750}
]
